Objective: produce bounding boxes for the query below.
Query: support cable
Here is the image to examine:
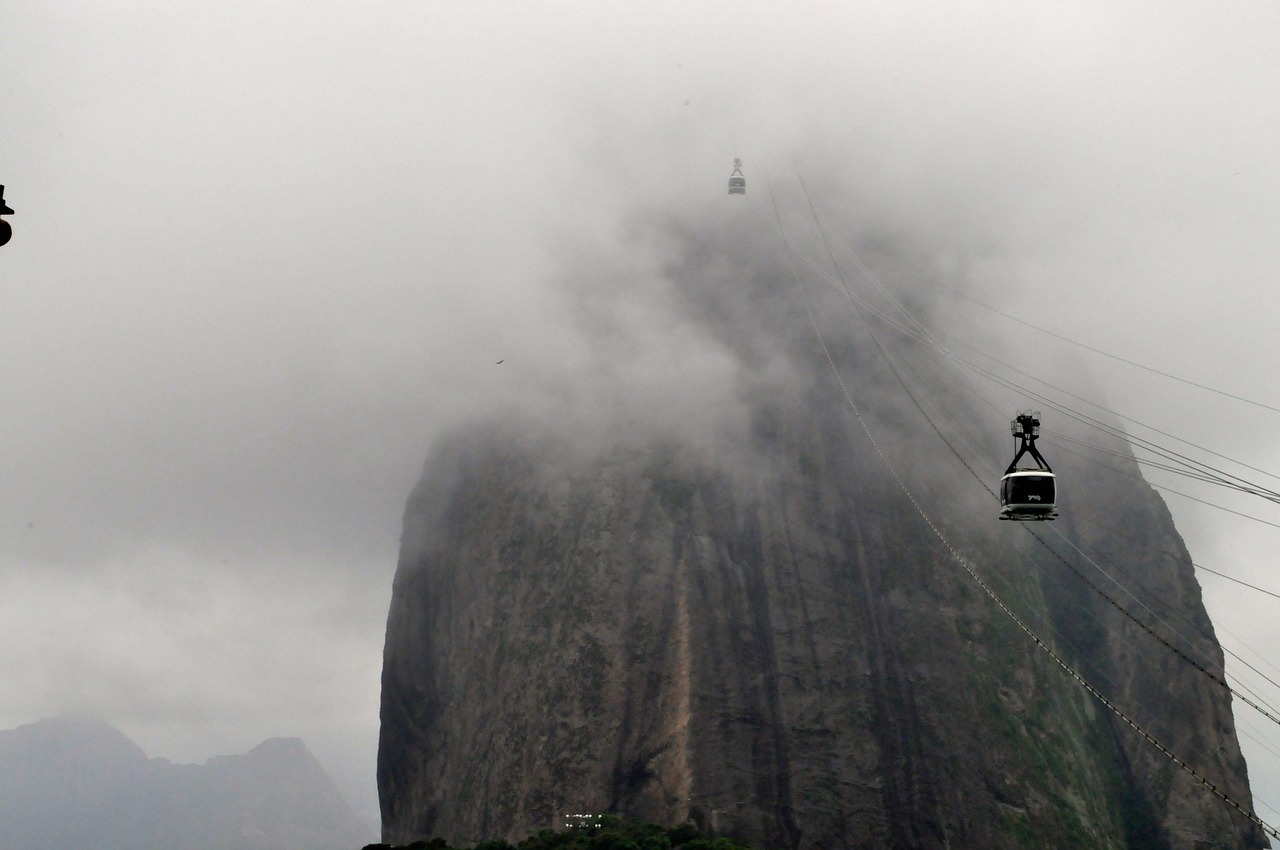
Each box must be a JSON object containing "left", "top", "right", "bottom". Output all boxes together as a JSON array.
[
  {"left": 769, "top": 176, "right": 1280, "bottom": 841},
  {"left": 942, "top": 287, "right": 1280, "bottom": 416},
  {"left": 887, "top": 347, "right": 1280, "bottom": 726},
  {"left": 791, "top": 177, "right": 1280, "bottom": 732},
  {"left": 812, "top": 209, "right": 1280, "bottom": 417},
  {"left": 781, "top": 216, "right": 1280, "bottom": 498}
]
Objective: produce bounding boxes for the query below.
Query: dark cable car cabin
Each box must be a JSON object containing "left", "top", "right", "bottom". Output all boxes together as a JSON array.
[
  {"left": 999, "top": 411, "right": 1058, "bottom": 521},
  {"left": 0, "top": 186, "right": 12, "bottom": 247},
  {"left": 728, "top": 158, "right": 746, "bottom": 195}
]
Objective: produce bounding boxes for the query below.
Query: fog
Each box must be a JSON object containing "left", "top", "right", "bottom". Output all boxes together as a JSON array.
[{"left": 3, "top": 0, "right": 1280, "bottom": 829}]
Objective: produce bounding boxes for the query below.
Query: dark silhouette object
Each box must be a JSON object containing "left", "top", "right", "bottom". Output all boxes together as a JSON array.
[
  {"left": 0, "top": 185, "right": 12, "bottom": 247},
  {"left": 999, "top": 410, "right": 1058, "bottom": 521}
]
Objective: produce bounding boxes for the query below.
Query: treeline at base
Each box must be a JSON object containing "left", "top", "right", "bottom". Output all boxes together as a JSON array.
[{"left": 362, "top": 816, "right": 760, "bottom": 850}]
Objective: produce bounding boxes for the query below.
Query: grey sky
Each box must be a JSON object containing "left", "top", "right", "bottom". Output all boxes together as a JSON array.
[{"left": 4, "top": 0, "right": 1280, "bottom": 829}]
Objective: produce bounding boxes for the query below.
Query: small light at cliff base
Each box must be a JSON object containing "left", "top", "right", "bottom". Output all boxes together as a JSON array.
[
  {"left": 728, "top": 158, "right": 746, "bottom": 195},
  {"left": 563, "top": 813, "right": 605, "bottom": 829},
  {"left": 0, "top": 185, "right": 12, "bottom": 247},
  {"left": 999, "top": 410, "right": 1058, "bottom": 521}
]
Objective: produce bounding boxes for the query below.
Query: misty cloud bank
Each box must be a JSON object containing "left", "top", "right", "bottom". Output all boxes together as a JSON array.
[{"left": 4, "top": 0, "right": 1280, "bottom": 824}]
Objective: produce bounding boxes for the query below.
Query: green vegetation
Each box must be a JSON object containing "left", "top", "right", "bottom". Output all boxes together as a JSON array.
[{"left": 362, "top": 816, "right": 760, "bottom": 850}]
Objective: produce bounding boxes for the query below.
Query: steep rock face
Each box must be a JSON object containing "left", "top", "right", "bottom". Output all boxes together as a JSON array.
[
  {"left": 378, "top": 222, "right": 1265, "bottom": 849},
  {"left": 380, "top": 419, "right": 1263, "bottom": 848}
]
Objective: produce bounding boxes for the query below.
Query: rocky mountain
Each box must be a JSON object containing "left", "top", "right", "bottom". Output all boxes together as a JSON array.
[
  {"left": 377, "top": 212, "right": 1267, "bottom": 849},
  {"left": 0, "top": 716, "right": 372, "bottom": 850}
]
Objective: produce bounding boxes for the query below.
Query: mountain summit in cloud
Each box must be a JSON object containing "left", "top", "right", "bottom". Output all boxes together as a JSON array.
[
  {"left": 376, "top": 216, "right": 1266, "bottom": 849},
  {"left": 0, "top": 715, "right": 374, "bottom": 850}
]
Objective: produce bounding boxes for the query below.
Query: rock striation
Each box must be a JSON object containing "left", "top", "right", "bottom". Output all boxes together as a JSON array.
[{"left": 378, "top": 218, "right": 1267, "bottom": 849}]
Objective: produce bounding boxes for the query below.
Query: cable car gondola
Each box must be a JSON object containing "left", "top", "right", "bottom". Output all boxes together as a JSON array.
[
  {"left": 0, "top": 186, "right": 12, "bottom": 247},
  {"left": 728, "top": 159, "right": 746, "bottom": 195},
  {"left": 999, "top": 411, "right": 1058, "bottom": 521}
]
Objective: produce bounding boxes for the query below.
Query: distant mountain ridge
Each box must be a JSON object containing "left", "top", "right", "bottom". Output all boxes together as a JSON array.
[{"left": 0, "top": 715, "right": 373, "bottom": 850}]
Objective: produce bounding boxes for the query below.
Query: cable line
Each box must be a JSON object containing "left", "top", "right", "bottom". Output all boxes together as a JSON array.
[
  {"left": 1038, "top": 438, "right": 1280, "bottom": 533},
  {"left": 940, "top": 367, "right": 1280, "bottom": 719},
  {"left": 1047, "top": 433, "right": 1280, "bottom": 504},
  {"left": 946, "top": 288, "right": 1280, "bottom": 416},
  {"left": 793, "top": 180, "right": 1280, "bottom": 655},
  {"left": 779, "top": 203, "right": 1280, "bottom": 505},
  {"left": 901, "top": 365, "right": 1280, "bottom": 712},
  {"left": 789, "top": 227, "right": 1280, "bottom": 492},
  {"left": 792, "top": 176, "right": 1280, "bottom": 730},
  {"left": 785, "top": 191, "right": 1280, "bottom": 658},
  {"left": 768, "top": 176, "right": 1280, "bottom": 839},
  {"left": 818, "top": 238, "right": 1280, "bottom": 513},
  {"left": 925, "top": 327, "right": 1280, "bottom": 494},
  {"left": 809, "top": 210, "right": 1280, "bottom": 417},
  {"left": 1074, "top": 513, "right": 1280, "bottom": 603},
  {"left": 1042, "top": 524, "right": 1280, "bottom": 725}
]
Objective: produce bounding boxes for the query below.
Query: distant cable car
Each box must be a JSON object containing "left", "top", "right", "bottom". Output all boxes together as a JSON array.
[
  {"left": 0, "top": 186, "right": 12, "bottom": 247},
  {"left": 728, "top": 159, "right": 746, "bottom": 195},
  {"left": 999, "top": 411, "right": 1058, "bottom": 521}
]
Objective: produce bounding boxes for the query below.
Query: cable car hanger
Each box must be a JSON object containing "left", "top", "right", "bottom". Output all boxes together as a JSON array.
[
  {"left": 1000, "top": 411, "right": 1059, "bottom": 521},
  {"left": 728, "top": 159, "right": 746, "bottom": 195}
]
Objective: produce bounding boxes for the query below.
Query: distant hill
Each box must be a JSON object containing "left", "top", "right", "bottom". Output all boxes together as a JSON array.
[{"left": 0, "top": 716, "right": 373, "bottom": 850}]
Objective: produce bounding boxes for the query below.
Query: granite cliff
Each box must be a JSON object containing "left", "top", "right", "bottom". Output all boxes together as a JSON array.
[{"left": 378, "top": 214, "right": 1266, "bottom": 849}]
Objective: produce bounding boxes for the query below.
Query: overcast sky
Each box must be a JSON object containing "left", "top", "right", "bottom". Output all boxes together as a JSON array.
[{"left": 4, "top": 0, "right": 1280, "bottom": 831}]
